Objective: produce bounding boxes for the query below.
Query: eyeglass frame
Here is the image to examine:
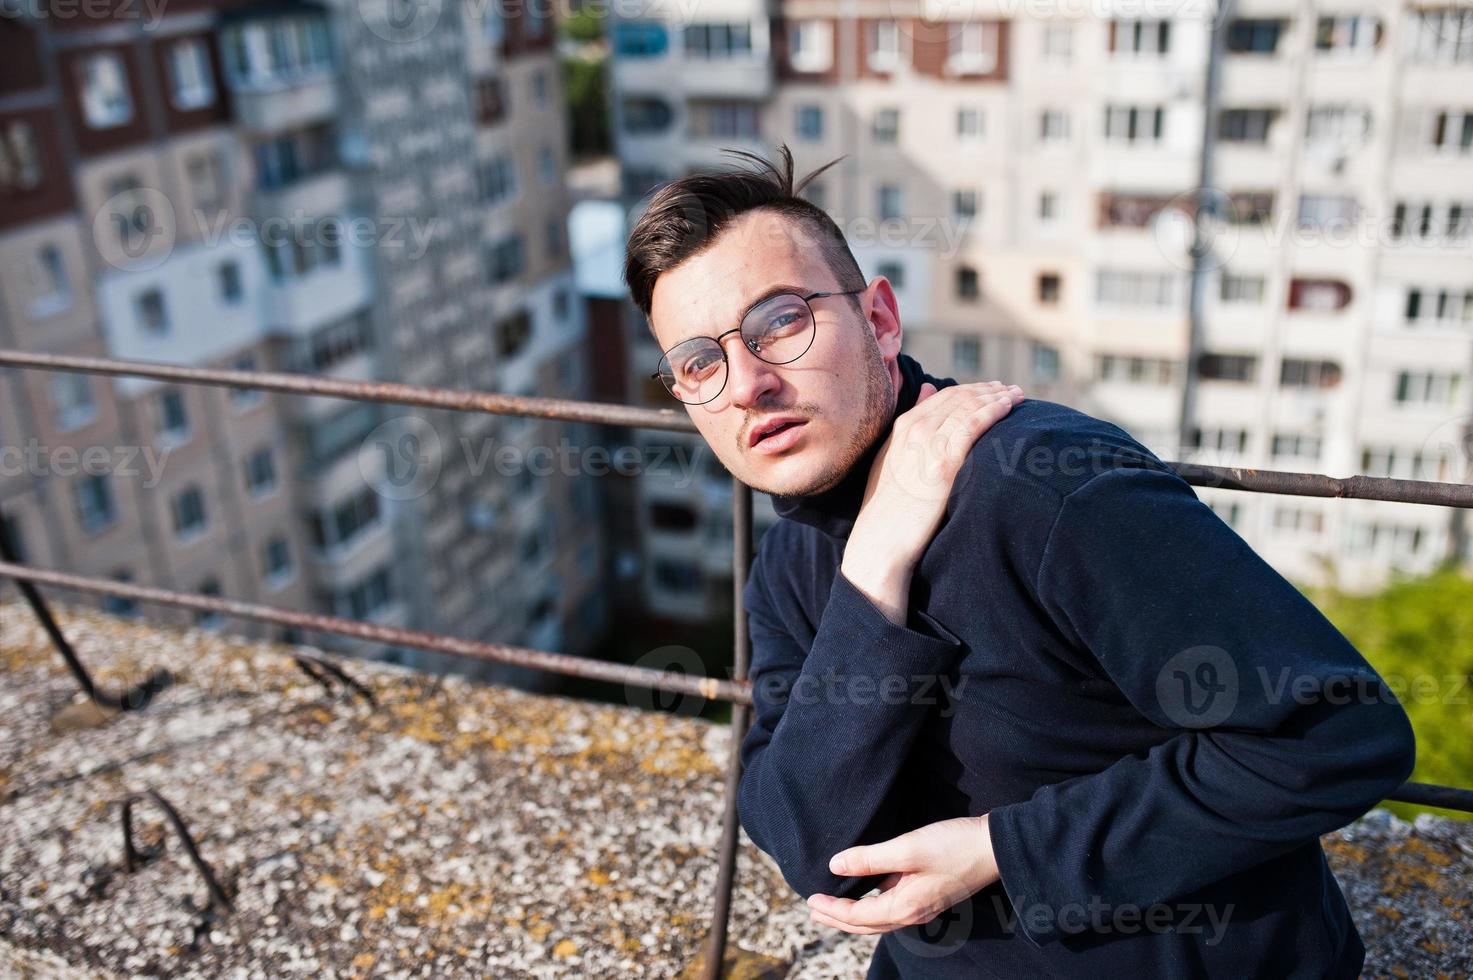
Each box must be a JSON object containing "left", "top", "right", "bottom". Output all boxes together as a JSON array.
[{"left": 650, "top": 287, "right": 867, "bottom": 405}]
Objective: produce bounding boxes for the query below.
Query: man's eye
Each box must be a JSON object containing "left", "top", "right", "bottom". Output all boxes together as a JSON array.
[
  {"left": 681, "top": 353, "right": 721, "bottom": 378},
  {"left": 759, "top": 309, "right": 807, "bottom": 337}
]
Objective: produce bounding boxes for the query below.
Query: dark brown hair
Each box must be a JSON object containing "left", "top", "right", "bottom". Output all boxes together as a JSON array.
[{"left": 622, "top": 143, "right": 867, "bottom": 322}]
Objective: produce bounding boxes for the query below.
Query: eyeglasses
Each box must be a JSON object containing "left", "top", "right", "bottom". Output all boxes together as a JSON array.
[{"left": 652, "top": 288, "right": 865, "bottom": 405}]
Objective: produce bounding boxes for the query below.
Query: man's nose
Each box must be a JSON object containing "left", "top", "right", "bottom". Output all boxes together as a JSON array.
[{"left": 721, "top": 337, "right": 780, "bottom": 410}]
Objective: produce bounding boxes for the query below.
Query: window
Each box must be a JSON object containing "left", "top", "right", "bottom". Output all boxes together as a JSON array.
[
  {"left": 688, "top": 101, "right": 760, "bottom": 139},
  {"left": 613, "top": 21, "right": 667, "bottom": 57},
  {"left": 953, "top": 336, "right": 981, "bottom": 374},
  {"left": 311, "top": 485, "right": 381, "bottom": 552},
  {"left": 1361, "top": 444, "right": 1454, "bottom": 480},
  {"left": 684, "top": 22, "right": 752, "bottom": 58},
  {"left": 952, "top": 189, "right": 979, "bottom": 220},
  {"left": 795, "top": 104, "right": 823, "bottom": 140},
  {"left": 956, "top": 265, "right": 981, "bottom": 301},
  {"left": 1393, "top": 370, "right": 1462, "bottom": 405},
  {"left": 218, "top": 261, "right": 243, "bottom": 304},
  {"left": 135, "top": 288, "right": 168, "bottom": 334},
  {"left": 0, "top": 120, "right": 44, "bottom": 191},
  {"left": 876, "top": 260, "right": 905, "bottom": 289},
  {"left": 263, "top": 536, "right": 293, "bottom": 584},
  {"left": 1390, "top": 199, "right": 1473, "bottom": 243},
  {"left": 1039, "top": 191, "right": 1061, "bottom": 222},
  {"left": 157, "top": 388, "right": 189, "bottom": 440},
  {"left": 1038, "top": 272, "right": 1061, "bottom": 304},
  {"left": 1095, "top": 354, "right": 1178, "bottom": 385},
  {"left": 867, "top": 20, "right": 899, "bottom": 71},
  {"left": 1198, "top": 352, "right": 1257, "bottom": 382},
  {"left": 253, "top": 124, "right": 333, "bottom": 191},
  {"left": 1407, "top": 7, "right": 1473, "bottom": 63},
  {"left": 1315, "top": 16, "right": 1382, "bottom": 55},
  {"left": 1104, "top": 104, "right": 1166, "bottom": 144},
  {"left": 788, "top": 20, "right": 832, "bottom": 72},
  {"left": 876, "top": 184, "right": 902, "bottom": 220},
  {"left": 538, "top": 145, "right": 556, "bottom": 185},
  {"left": 1220, "top": 272, "right": 1266, "bottom": 304},
  {"left": 1109, "top": 19, "right": 1171, "bottom": 55},
  {"left": 108, "top": 175, "right": 153, "bottom": 251},
  {"left": 1272, "top": 433, "right": 1322, "bottom": 461},
  {"left": 194, "top": 578, "right": 223, "bottom": 629},
  {"left": 52, "top": 373, "right": 95, "bottom": 430},
  {"left": 477, "top": 154, "right": 517, "bottom": 204},
  {"left": 186, "top": 152, "right": 224, "bottom": 212},
  {"left": 1227, "top": 191, "right": 1275, "bottom": 225},
  {"left": 1186, "top": 427, "right": 1249, "bottom": 453},
  {"left": 653, "top": 559, "right": 701, "bottom": 595},
  {"left": 1219, "top": 108, "right": 1277, "bottom": 144},
  {"left": 1042, "top": 23, "right": 1073, "bottom": 61},
  {"left": 1273, "top": 506, "right": 1324, "bottom": 534},
  {"left": 76, "top": 475, "right": 116, "bottom": 533},
  {"left": 621, "top": 97, "right": 674, "bottom": 135},
  {"left": 1305, "top": 105, "right": 1372, "bottom": 147},
  {"left": 1296, "top": 195, "right": 1358, "bottom": 232},
  {"left": 531, "top": 71, "right": 549, "bottom": 107},
  {"left": 1095, "top": 269, "right": 1180, "bottom": 309},
  {"left": 30, "top": 244, "right": 71, "bottom": 316},
  {"left": 948, "top": 22, "right": 998, "bottom": 73},
  {"left": 956, "top": 107, "right": 984, "bottom": 141},
  {"left": 103, "top": 570, "right": 137, "bottom": 616},
  {"left": 167, "top": 39, "right": 216, "bottom": 110},
  {"left": 1280, "top": 358, "right": 1342, "bottom": 388},
  {"left": 172, "top": 485, "right": 208, "bottom": 539},
  {"left": 220, "top": 15, "right": 333, "bottom": 87},
  {"left": 650, "top": 502, "right": 698, "bottom": 532},
  {"left": 1424, "top": 109, "right": 1473, "bottom": 155},
  {"left": 1404, "top": 286, "right": 1473, "bottom": 327},
  {"left": 496, "top": 308, "right": 533, "bottom": 358},
  {"left": 486, "top": 234, "right": 525, "bottom": 284},
  {"left": 1288, "top": 278, "right": 1352, "bottom": 311},
  {"left": 1100, "top": 193, "right": 1173, "bottom": 228},
  {"left": 1227, "top": 19, "right": 1284, "bottom": 53},
  {"left": 1032, "top": 342, "right": 1060, "bottom": 381},
  {"left": 873, "top": 107, "right": 900, "bottom": 144},
  {"left": 545, "top": 217, "right": 563, "bottom": 260},
  {"left": 1039, "top": 109, "right": 1071, "bottom": 144},
  {"left": 79, "top": 51, "right": 133, "bottom": 128},
  {"left": 244, "top": 447, "right": 277, "bottom": 496}
]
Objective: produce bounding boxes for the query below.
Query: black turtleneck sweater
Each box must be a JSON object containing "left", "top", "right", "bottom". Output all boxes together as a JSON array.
[{"left": 735, "top": 352, "right": 1417, "bottom": 979}]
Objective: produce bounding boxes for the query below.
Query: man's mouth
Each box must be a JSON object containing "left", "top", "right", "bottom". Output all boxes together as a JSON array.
[{"left": 749, "top": 417, "right": 809, "bottom": 453}]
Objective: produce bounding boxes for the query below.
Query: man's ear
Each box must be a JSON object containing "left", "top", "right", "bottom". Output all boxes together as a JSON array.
[{"left": 865, "top": 277, "right": 903, "bottom": 359}]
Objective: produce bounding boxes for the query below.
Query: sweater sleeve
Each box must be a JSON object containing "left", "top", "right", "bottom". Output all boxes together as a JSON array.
[
  {"left": 736, "top": 550, "right": 964, "bottom": 901},
  {"left": 986, "top": 464, "right": 1418, "bottom": 947}
]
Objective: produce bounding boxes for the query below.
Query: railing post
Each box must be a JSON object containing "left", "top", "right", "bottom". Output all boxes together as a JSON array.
[{"left": 703, "top": 483, "right": 754, "bottom": 980}]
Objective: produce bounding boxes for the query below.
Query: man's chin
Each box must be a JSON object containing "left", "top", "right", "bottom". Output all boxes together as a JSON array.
[{"left": 741, "top": 453, "right": 845, "bottom": 498}]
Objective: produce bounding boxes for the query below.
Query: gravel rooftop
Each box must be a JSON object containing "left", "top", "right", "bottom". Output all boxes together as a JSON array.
[{"left": 1, "top": 599, "right": 1469, "bottom": 979}]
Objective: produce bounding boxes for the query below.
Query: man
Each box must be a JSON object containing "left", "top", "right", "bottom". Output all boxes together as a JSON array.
[{"left": 622, "top": 145, "right": 1416, "bottom": 978}]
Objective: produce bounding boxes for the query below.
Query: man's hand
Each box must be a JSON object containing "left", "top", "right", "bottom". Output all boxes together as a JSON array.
[
  {"left": 842, "top": 380, "right": 1024, "bottom": 625},
  {"left": 806, "top": 814, "right": 1001, "bottom": 934}
]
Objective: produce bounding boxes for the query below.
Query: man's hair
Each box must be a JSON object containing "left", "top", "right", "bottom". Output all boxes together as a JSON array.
[{"left": 623, "top": 143, "right": 867, "bottom": 322}]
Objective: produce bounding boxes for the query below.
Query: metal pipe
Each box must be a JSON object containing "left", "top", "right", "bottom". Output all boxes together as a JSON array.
[
  {"left": 0, "top": 560, "right": 753, "bottom": 705},
  {"left": 702, "top": 483, "right": 755, "bottom": 980},
  {"left": 2, "top": 350, "right": 1469, "bottom": 507}
]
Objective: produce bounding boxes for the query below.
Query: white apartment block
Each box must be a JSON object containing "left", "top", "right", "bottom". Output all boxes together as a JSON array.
[{"left": 609, "top": 0, "right": 1472, "bottom": 608}]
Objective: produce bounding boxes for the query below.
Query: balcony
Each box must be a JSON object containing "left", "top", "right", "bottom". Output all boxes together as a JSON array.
[{"left": 230, "top": 73, "right": 339, "bottom": 135}]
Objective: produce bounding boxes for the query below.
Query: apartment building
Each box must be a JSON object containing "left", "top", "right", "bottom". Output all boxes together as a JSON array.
[
  {"left": 0, "top": 0, "right": 608, "bottom": 682},
  {"left": 608, "top": 0, "right": 1473, "bottom": 605}
]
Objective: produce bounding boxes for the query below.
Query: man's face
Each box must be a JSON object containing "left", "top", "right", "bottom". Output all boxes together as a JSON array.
[{"left": 648, "top": 209, "right": 903, "bottom": 497}]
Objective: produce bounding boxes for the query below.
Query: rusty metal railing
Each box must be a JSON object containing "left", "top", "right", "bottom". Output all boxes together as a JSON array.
[{"left": 1, "top": 349, "right": 1471, "bottom": 979}]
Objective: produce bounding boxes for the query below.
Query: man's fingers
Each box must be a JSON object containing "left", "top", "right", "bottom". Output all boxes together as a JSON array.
[
  {"left": 809, "top": 884, "right": 931, "bottom": 930},
  {"left": 829, "top": 834, "right": 920, "bottom": 877},
  {"left": 807, "top": 904, "right": 886, "bottom": 935}
]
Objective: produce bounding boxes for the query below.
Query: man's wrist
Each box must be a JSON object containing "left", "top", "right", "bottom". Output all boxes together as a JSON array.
[{"left": 839, "top": 548, "right": 914, "bottom": 627}]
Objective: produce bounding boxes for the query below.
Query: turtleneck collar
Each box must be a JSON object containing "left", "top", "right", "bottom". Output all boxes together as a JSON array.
[{"left": 769, "top": 352, "right": 958, "bottom": 540}]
